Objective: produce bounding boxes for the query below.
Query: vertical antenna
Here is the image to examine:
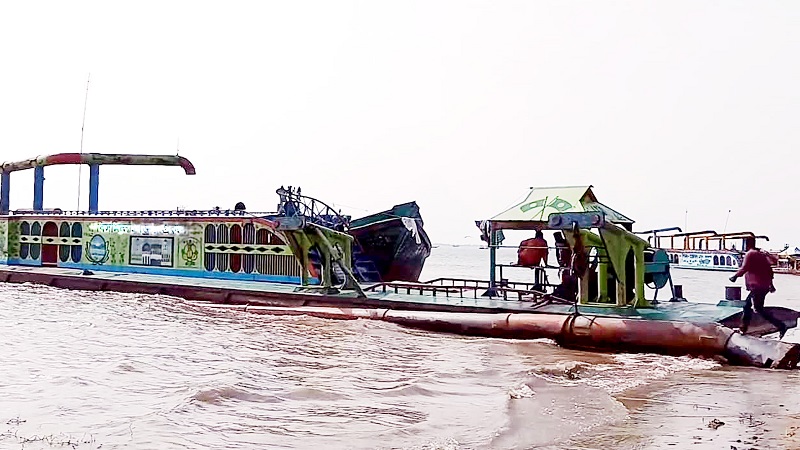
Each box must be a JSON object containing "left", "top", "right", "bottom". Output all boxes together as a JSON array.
[
  {"left": 723, "top": 209, "right": 731, "bottom": 234},
  {"left": 176, "top": 137, "right": 180, "bottom": 156},
  {"left": 77, "top": 73, "right": 90, "bottom": 210},
  {"left": 684, "top": 209, "right": 688, "bottom": 231}
]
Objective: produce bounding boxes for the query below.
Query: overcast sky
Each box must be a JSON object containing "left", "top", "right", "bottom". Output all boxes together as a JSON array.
[{"left": 1, "top": 1, "right": 798, "bottom": 247}]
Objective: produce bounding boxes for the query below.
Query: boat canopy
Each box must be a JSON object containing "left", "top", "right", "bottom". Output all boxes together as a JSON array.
[
  {"left": 0, "top": 153, "right": 196, "bottom": 174},
  {"left": 488, "top": 185, "right": 634, "bottom": 230},
  {"left": 1, "top": 153, "right": 196, "bottom": 214}
]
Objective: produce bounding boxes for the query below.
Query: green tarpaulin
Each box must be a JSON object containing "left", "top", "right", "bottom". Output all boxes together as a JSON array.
[{"left": 490, "top": 185, "right": 634, "bottom": 226}]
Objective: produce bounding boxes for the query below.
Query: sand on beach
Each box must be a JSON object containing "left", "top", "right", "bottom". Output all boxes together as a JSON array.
[{"left": 561, "top": 365, "right": 800, "bottom": 450}]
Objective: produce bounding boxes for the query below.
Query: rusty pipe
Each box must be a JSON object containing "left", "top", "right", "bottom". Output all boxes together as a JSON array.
[{"left": 188, "top": 302, "right": 800, "bottom": 369}]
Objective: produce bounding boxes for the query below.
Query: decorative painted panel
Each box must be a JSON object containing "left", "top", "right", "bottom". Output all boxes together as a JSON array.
[{"left": 0, "top": 218, "right": 7, "bottom": 264}]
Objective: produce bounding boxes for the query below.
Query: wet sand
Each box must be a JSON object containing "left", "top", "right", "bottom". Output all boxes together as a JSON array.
[{"left": 563, "top": 366, "right": 800, "bottom": 450}]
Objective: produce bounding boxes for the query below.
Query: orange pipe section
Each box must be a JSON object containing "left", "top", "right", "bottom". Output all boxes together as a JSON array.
[{"left": 192, "top": 303, "right": 800, "bottom": 369}]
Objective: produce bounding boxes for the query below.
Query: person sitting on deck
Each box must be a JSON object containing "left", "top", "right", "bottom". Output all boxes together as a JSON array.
[
  {"left": 551, "top": 269, "right": 578, "bottom": 302},
  {"left": 518, "top": 231, "right": 548, "bottom": 267}
]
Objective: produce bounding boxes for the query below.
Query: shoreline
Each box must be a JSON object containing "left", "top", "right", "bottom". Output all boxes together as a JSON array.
[{"left": 564, "top": 366, "right": 800, "bottom": 449}]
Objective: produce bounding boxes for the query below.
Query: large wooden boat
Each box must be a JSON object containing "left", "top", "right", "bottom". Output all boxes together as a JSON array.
[{"left": 0, "top": 153, "right": 430, "bottom": 285}]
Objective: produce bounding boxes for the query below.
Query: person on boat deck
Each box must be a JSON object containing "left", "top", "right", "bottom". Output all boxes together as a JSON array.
[
  {"left": 518, "top": 231, "right": 548, "bottom": 267},
  {"left": 552, "top": 269, "right": 578, "bottom": 301},
  {"left": 729, "top": 238, "right": 785, "bottom": 338},
  {"left": 554, "top": 232, "right": 571, "bottom": 268}
]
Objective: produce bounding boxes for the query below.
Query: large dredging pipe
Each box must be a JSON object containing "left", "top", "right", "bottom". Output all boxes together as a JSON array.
[{"left": 190, "top": 303, "right": 800, "bottom": 370}]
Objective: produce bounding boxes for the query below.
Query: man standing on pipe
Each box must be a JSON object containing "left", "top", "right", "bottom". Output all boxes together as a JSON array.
[{"left": 729, "top": 237, "right": 786, "bottom": 338}]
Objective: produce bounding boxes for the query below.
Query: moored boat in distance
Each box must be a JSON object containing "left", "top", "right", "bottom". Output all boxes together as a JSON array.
[
  {"left": 772, "top": 245, "right": 800, "bottom": 276},
  {"left": 636, "top": 228, "right": 769, "bottom": 272}
]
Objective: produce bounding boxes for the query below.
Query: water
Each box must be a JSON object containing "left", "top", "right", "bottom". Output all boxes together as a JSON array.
[{"left": 1, "top": 245, "right": 800, "bottom": 449}]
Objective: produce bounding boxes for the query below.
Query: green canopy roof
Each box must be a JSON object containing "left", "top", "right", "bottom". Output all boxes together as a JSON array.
[{"left": 489, "top": 185, "right": 634, "bottom": 228}]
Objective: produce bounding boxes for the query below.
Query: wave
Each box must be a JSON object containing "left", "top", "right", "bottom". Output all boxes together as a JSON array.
[
  {"left": 191, "top": 386, "right": 282, "bottom": 405},
  {"left": 527, "top": 353, "right": 721, "bottom": 394}
]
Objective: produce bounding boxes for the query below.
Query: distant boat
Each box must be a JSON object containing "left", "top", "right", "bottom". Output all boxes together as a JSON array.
[
  {"left": 773, "top": 245, "right": 800, "bottom": 276},
  {"left": 635, "top": 228, "right": 768, "bottom": 272}
]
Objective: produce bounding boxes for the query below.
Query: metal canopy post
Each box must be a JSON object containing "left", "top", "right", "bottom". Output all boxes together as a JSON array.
[
  {"left": 88, "top": 164, "right": 100, "bottom": 213},
  {"left": 489, "top": 227, "right": 497, "bottom": 288},
  {"left": 33, "top": 166, "right": 44, "bottom": 211},
  {"left": 0, "top": 171, "right": 9, "bottom": 214}
]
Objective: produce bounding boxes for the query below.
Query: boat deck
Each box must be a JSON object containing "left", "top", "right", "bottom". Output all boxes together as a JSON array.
[{"left": 0, "top": 265, "right": 745, "bottom": 323}]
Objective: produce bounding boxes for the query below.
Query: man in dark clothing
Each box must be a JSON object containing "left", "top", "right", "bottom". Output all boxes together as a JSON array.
[
  {"left": 554, "top": 232, "right": 571, "bottom": 268},
  {"left": 729, "top": 238, "right": 785, "bottom": 338}
]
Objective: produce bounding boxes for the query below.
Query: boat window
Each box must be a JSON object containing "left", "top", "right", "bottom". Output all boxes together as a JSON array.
[
  {"left": 70, "top": 222, "right": 83, "bottom": 263},
  {"left": 216, "top": 224, "right": 228, "bottom": 244},
  {"left": 243, "top": 223, "right": 256, "bottom": 245},
  {"left": 31, "top": 222, "right": 41, "bottom": 236},
  {"left": 71, "top": 245, "right": 82, "bottom": 263},
  {"left": 59, "top": 222, "right": 70, "bottom": 237},
  {"left": 726, "top": 256, "right": 732, "bottom": 266},
  {"left": 71, "top": 222, "right": 83, "bottom": 238},
  {"left": 59, "top": 245, "right": 70, "bottom": 263},
  {"left": 30, "top": 243, "right": 41, "bottom": 260},
  {"left": 713, "top": 255, "right": 719, "bottom": 265},
  {"left": 20, "top": 243, "right": 29, "bottom": 259},
  {"left": 204, "top": 224, "right": 216, "bottom": 244},
  {"left": 204, "top": 252, "right": 216, "bottom": 272},
  {"left": 230, "top": 224, "right": 242, "bottom": 245},
  {"left": 20, "top": 221, "right": 30, "bottom": 236}
]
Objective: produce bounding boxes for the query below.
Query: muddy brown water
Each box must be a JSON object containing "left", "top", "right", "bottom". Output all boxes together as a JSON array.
[{"left": 1, "top": 245, "right": 799, "bottom": 449}]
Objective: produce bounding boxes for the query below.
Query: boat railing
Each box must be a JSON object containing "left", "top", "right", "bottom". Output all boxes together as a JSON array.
[
  {"left": 490, "top": 244, "right": 563, "bottom": 251},
  {"left": 425, "top": 277, "right": 545, "bottom": 292},
  {"left": 6, "top": 209, "right": 280, "bottom": 218},
  {"left": 277, "top": 187, "right": 350, "bottom": 229},
  {"left": 364, "top": 279, "right": 550, "bottom": 301}
]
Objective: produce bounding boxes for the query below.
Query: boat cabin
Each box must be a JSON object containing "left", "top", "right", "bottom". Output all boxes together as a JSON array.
[
  {"left": 481, "top": 186, "right": 672, "bottom": 308},
  {"left": 0, "top": 154, "right": 309, "bottom": 284}
]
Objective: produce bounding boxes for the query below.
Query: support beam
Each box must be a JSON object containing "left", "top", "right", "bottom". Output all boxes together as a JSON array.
[
  {"left": 88, "top": 164, "right": 100, "bottom": 213},
  {"left": 489, "top": 228, "right": 497, "bottom": 287},
  {"left": 33, "top": 166, "right": 44, "bottom": 211},
  {"left": 0, "top": 171, "right": 9, "bottom": 214}
]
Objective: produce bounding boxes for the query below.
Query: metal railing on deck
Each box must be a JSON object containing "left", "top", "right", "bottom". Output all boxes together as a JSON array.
[
  {"left": 8, "top": 209, "right": 278, "bottom": 218},
  {"left": 363, "top": 278, "right": 555, "bottom": 302}
]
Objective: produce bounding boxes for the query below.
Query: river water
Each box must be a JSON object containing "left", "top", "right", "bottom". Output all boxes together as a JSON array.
[{"left": 1, "top": 245, "right": 800, "bottom": 449}]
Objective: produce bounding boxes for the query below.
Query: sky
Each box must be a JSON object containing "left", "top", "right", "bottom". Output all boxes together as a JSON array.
[{"left": 1, "top": 1, "right": 798, "bottom": 248}]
